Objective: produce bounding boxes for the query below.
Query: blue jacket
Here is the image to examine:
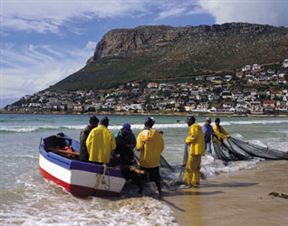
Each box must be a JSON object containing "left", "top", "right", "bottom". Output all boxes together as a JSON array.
[{"left": 202, "top": 124, "right": 214, "bottom": 143}]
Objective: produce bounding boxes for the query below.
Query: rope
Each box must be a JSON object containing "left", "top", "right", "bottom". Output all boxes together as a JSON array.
[
  {"left": 101, "top": 164, "right": 110, "bottom": 190},
  {"left": 94, "top": 164, "right": 111, "bottom": 190}
]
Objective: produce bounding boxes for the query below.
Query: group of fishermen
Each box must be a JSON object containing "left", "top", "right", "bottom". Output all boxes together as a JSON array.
[
  {"left": 79, "top": 115, "right": 230, "bottom": 196},
  {"left": 183, "top": 116, "right": 230, "bottom": 187}
]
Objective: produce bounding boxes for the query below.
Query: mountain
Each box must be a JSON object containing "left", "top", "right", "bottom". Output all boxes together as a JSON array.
[{"left": 49, "top": 23, "right": 288, "bottom": 91}]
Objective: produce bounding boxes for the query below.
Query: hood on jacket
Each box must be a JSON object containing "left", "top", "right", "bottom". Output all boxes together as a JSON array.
[{"left": 140, "top": 129, "right": 158, "bottom": 142}]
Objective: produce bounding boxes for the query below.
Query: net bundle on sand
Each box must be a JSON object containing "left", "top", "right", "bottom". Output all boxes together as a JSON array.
[{"left": 211, "top": 137, "right": 288, "bottom": 161}]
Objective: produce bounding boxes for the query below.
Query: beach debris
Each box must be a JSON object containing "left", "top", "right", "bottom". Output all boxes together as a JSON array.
[{"left": 269, "top": 192, "right": 288, "bottom": 199}]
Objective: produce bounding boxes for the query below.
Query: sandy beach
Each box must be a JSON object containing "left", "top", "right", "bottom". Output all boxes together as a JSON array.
[{"left": 162, "top": 160, "right": 288, "bottom": 226}]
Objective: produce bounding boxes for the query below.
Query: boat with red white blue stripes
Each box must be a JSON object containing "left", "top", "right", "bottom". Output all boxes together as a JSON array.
[{"left": 39, "top": 134, "right": 126, "bottom": 197}]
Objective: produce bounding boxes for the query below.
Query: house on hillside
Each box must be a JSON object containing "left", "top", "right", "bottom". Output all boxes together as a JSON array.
[
  {"left": 73, "top": 104, "right": 83, "bottom": 112},
  {"left": 147, "top": 82, "right": 158, "bottom": 89},
  {"left": 224, "top": 75, "right": 233, "bottom": 82},
  {"left": 242, "top": 65, "right": 251, "bottom": 72},
  {"left": 222, "top": 101, "right": 234, "bottom": 109},
  {"left": 249, "top": 101, "right": 263, "bottom": 114},
  {"left": 282, "top": 59, "right": 288, "bottom": 68},
  {"left": 196, "top": 102, "right": 209, "bottom": 112},
  {"left": 262, "top": 100, "right": 275, "bottom": 113},
  {"left": 221, "top": 91, "right": 234, "bottom": 100},
  {"left": 276, "top": 101, "right": 288, "bottom": 112},
  {"left": 184, "top": 100, "right": 197, "bottom": 112},
  {"left": 235, "top": 105, "right": 248, "bottom": 114},
  {"left": 252, "top": 64, "right": 261, "bottom": 71}
]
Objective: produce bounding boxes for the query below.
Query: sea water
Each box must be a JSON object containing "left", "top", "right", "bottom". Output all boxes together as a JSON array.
[{"left": 0, "top": 114, "right": 288, "bottom": 225}]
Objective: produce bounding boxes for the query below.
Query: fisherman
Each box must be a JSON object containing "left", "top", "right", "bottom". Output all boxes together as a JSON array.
[
  {"left": 213, "top": 118, "right": 230, "bottom": 143},
  {"left": 114, "top": 123, "right": 136, "bottom": 165},
  {"left": 136, "top": 117, "right": 164, "bottom": 197},
  {"left": 183, "top": 115, "right": 205, "bottom": 188},
  {"left": 79, "top": 115, "right": 99, "bottom": 161},
  {"left": 201, "top": 117, "right": 215, "bottom": 154},
  {"left": 86, "top": 116, "right": 116, "bottom": 164},
  {"left": 113, "top": 123, "right": 143, "bottom": 193}
]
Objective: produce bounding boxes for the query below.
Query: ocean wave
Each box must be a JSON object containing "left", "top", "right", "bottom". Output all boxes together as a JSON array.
[
  {"left": 0, "top": 125, "right": 84, "bottom": 133},
  {"left": 0, "top": 118, "right": 54, "bottom": 123},
  {"left": 1, "top": 119, "right": 288, "bottom": 133},
  {"left": 221, "top": 119, "right": 288, "bottom": 126}
]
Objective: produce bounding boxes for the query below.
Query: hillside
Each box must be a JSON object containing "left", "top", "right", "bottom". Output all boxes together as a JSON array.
[{"left": 49, "top": 23, "right": 288, "bottom": 91}]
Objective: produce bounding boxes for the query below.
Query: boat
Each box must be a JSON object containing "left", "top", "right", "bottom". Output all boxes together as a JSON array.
[{"left": 39, "top": 134, "right": 126, "bottom": 197}]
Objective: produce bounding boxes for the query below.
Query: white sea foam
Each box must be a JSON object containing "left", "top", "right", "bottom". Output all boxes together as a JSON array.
[
  {"left": 0, "top": 169, "right": 178, "bottom": 226},
  {"left": 1, "top": 118, "right": 288, "bottom": 133},
  {"left": 201, "top": 155, "right": 260, "bottom": 177},
  {"left": 0, "top": 190, "right": 177, "bottom": 226},
  {"left": 221, "top": 119, "right": 288, "bottom": 126},
  {"left": 160, "top": 154, "right": 261, "bottom": 184}
]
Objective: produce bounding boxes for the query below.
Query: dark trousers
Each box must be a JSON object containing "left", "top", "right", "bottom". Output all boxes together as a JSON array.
[
  {"left": 141, "top": 166, "right": 162, "bottom": 194},
  {"left": 121, "top": 166, "right": 143, "bottom": 193}
]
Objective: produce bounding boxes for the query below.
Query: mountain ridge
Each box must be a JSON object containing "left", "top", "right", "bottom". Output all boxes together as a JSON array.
[{"left": 49, "top": 22, "right": 288, "bottom": 91}]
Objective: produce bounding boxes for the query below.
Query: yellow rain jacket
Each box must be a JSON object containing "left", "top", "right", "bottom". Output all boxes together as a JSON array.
[
  {"left": 213, "top": 124, "right": 230, "bottom": 141},
  {"left": 136, "top": 129, "right": 164, "bottom": 168},
  {"left": 185, "top": 123, "right": 205, "bottom": 156},
  {"left": 86, "top": 125, "right": 116, "bottom": 163}
]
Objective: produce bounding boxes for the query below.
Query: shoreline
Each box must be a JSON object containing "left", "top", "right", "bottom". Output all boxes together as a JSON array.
[
  {"left": 1, "top": 111, "right": 288, "bottom": 118},
  {"left": 162, "top": 160, "right": 288, "bottom": 226}
]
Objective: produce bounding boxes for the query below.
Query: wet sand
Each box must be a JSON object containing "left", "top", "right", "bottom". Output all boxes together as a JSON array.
[{"left": 162, "top": 160, "right": 288, "bottom": 226}]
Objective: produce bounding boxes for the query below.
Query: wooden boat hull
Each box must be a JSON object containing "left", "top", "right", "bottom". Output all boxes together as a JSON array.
[{"left": 39, "top": 142, "right": 126, "bottom": 197}]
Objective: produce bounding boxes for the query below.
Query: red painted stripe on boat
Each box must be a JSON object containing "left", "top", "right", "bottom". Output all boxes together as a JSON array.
[
  {"left": 39, "top": 167, "right": 120, "bottom": 197},
  {"left": 39, "top": 167, "right": 71, "bottom": 192}
]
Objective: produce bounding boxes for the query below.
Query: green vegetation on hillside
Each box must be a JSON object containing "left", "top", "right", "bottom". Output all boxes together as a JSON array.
[{"left": 49, "top": 23, "right": 288, "bottom": 91}]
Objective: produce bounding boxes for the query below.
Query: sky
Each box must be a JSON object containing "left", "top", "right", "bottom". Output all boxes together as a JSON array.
[{"left": 1, "top": 0, "right": 288, "bottom": 107}]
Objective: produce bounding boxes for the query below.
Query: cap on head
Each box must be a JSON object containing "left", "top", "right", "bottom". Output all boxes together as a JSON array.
[
  {"left": 56, "top": 132, "right": 65, "bottom": 137},
  {"left": 122, "top": 123, "right": 131, "bottom": 131},
  {"left": 100, "top": 116, "right": 109, "bottom": 127},
  {"left": 89, "top": 115, "right": 99, "bottom": 126},
  {"left": 215, "top": 118, "right": 220, "bottom": 124},
  {"left": 145, "top": 117, "right": 155, "bottom": 128},
  {"left": 186, "top": 115, "right": 196, "bottom": 125}
]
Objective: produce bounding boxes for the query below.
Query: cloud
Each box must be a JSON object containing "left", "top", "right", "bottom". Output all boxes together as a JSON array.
[
  {"left": 156, "top": 0, "right": 200, "bottom": 20},
  {"left": 1, "top": 0, "right": 205, "bottom": 33},
  {"left": 199, "top": 0, "right": 288, "bottom": 26},
  {"left": 157, "top": 7, "right": 187, "bottom": 20},
  {"left": 2, "top": 0, "right": 287, "bottom": 34},
  {"left": 0, "top": 42, "right": 97, "bottom": 101},
  {"left": 1, "top": 0, "right": 149, "bottom": 33}
]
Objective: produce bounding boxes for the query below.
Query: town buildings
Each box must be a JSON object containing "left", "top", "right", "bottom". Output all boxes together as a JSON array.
[{"left": 4, "top": 60, "right": 288, "bottom": 115}]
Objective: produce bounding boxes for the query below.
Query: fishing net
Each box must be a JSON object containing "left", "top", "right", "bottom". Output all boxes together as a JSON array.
[
  {"left": 211, "top": 137, "right": 288, "bottom": 161},
  {"left": 133, "top": 151, "right": 174, "bottom": 172}
]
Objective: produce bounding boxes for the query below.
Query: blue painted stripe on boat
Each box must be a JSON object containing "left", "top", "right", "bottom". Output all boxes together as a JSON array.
[
  {"left": 39, "top": 145, "right": 72, "bottom": 169},
  {"left": 39, "top": 144, "right": 123, "bottom": 177},
  {"left": 70, "top": 161, "right": 123, "bottom": 177}
]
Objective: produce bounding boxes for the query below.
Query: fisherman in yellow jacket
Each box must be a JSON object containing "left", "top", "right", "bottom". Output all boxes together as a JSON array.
[
  {"left": 136, "top": 117, "right": 164, "bottom": 196},
  {"left": 183, "top": 115, "right": 205, "bottom": 187},
  {"left": 212, "top": 118, "right": 230, "bottom": 144},
  {"left": 86, "top": 116, "right": 116, "bottom": 164}
]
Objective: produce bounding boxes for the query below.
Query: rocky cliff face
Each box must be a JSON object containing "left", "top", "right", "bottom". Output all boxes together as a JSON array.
[
  {"left": 92, "top": 26, "right": 175, "bottom": 60},
  {"left": 92, "top": 23, "right": 288, "bottom": 61}
]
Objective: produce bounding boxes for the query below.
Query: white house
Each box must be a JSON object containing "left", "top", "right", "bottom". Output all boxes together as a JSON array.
[
  {"left": 282, "top": 59, "right": 288, "bottom": 68},
  {"left": 224, "top": 75, "right": 232, "bottom": 82},
  {"left": 221, "top": 91, "right": 234, "bottom": 100},
  {"left": 242, "top": 65, "right": 251, "bottom": 72},
  {"left": 252, "top": 64, "right": 261, "bottom": 71}
]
